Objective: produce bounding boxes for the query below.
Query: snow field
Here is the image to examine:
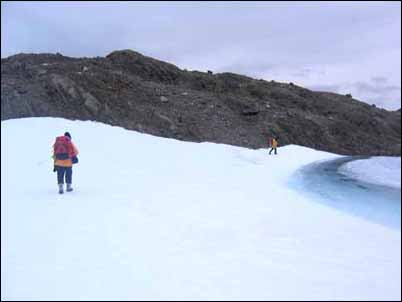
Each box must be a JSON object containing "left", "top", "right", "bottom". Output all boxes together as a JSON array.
[{"left": 1, "top": 118, "right": 400, "bottom": 300}]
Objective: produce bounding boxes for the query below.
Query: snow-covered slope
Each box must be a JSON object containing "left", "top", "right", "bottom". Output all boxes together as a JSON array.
[
  {"left": 1, "top": 118, "right": 401, "bottom": 301},
  {"left": 339, "top": 157, "right": 401, "bottom": 189}
]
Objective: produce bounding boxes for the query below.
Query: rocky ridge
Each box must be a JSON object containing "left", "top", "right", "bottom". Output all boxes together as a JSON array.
[{"left": 1, "top": 50, "right": 400, "bottom": 155}]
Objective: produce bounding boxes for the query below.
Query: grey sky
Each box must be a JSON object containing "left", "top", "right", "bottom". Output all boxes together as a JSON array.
[{"left": 2, "top": 1, "right": 401, "bottom": 110}]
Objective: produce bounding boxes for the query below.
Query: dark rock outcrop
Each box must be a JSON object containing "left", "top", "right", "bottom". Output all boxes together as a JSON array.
[{"left": 1, "top": 50, "right": 400, "bottom": 156}]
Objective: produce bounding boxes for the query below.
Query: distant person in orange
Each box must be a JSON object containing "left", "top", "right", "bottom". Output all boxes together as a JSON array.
[
  {"left": 53, "top": 132, "right": 79, "bottom": 194},
  {"left": 269, "top": 137, "right": 278, "bottom": 155}
]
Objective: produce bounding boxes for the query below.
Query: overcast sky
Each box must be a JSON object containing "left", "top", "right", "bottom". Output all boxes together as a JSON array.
[{"left": 2, "top": 1, "right": 401, "bottom": 110}]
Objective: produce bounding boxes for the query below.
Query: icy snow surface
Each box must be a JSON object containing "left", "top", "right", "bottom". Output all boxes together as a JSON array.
[
  {"left": 1, "top": 117, "right": 401, "bottom": 300},
  {"left": 339, "top": 157, "right": 401, "bottom": 189}
]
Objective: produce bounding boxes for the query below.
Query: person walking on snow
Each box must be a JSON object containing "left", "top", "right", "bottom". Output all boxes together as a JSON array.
[
  {"left": 53, "top": 132, "right": 79, "bottom": 194},
  {"left": 269, "top": 137, "right": 278, "bottom": 155}
]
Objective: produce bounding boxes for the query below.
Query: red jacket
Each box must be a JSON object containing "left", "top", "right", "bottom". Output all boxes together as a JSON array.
[{"left": 53, "top": 137, "right": 79, "bottom": 167}]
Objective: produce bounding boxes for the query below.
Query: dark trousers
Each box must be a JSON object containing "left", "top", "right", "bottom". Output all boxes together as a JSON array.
[
  {"left": 56, "top": 166, "right": 72, "bottom": 184},
  {"left": 269, "top": 147, "right": 277, "bottom": 155}
]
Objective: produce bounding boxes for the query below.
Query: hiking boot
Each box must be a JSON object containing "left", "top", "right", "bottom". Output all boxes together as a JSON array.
[
  {"left": 66, "top": 183, "right": 73, "bottom": 192},
  {"left": 58, "top": 184, "right": 64, "bottom": 194}
]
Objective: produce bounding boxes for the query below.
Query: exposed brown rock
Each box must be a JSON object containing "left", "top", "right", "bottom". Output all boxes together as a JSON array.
[{"left": 1, "top": 50, "right": 400, "bottom": 156}]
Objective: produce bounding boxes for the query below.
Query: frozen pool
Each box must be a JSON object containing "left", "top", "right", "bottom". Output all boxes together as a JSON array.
[{"left": 290, "top": 156, "right": 401, "bottom": 230}]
